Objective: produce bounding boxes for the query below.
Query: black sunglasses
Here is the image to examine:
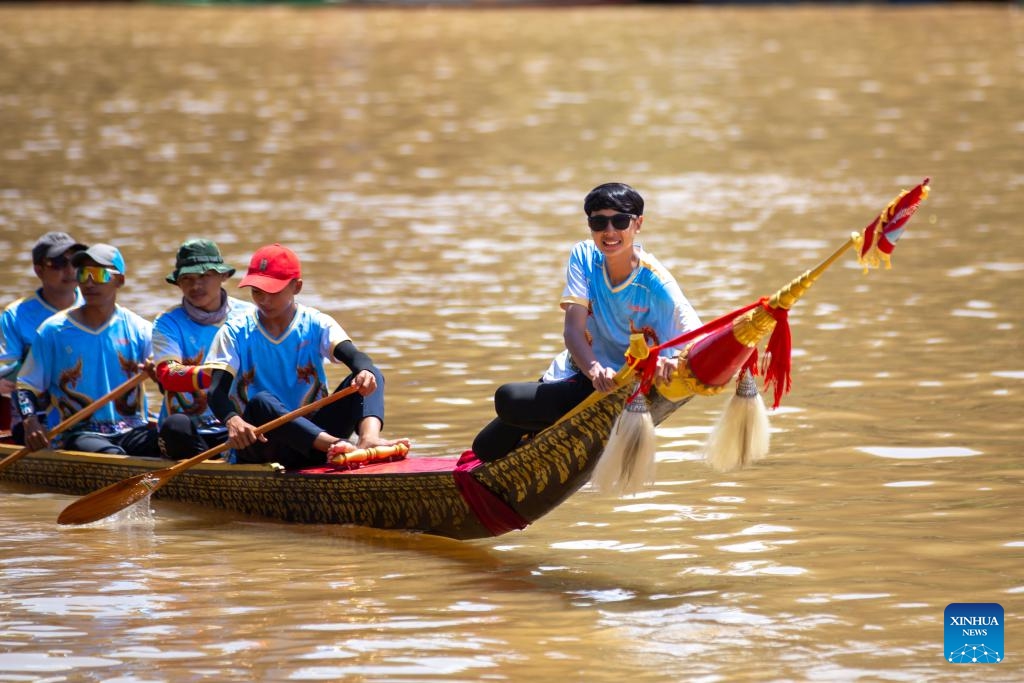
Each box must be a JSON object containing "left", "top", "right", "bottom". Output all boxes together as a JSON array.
[
  {"left": 587, "top": 213, "right": 636, "bottom": 232},
  {"left": 44, "top": 255, "right": 72, "bottom": 269}
]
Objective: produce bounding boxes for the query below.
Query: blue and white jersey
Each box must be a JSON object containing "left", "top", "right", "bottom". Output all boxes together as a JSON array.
[
  {"left": 152, "top": 296, "right": 255, "bottom": 431},
  {"left": 0, "top": 288, "right": 84, "bottom": 379},
  {"left": 17, "top": 305, "right": 153, "bottom": 443},
  {"left": 0, "top": 288, "right": 84, "bottom": 430},
  {"left": 205, "top": 304, "right": 350, "bottom": 415},
  {"left": 542, "top": 240, "right": 702, "bottom": 382}
]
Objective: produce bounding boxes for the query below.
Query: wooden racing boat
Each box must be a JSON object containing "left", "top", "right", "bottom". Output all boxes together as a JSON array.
[
  {"left": 0, "top": 385, "right": 685, "bottom": 540},
  {"left": 0, "top": 179, "right": 931, "bottom": 539}
]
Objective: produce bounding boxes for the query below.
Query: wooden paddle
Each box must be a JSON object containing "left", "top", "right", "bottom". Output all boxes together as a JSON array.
[
  {"left": 0, "top": 372, "right": 147, "bottom": 474},
  {"left": 57, "top": 384, "right": 360, "bottom": 525}
]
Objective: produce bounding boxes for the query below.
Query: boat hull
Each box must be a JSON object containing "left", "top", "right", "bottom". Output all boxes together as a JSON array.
[{"left": 0, "top": 386, "right": 686, "bottom": 540}]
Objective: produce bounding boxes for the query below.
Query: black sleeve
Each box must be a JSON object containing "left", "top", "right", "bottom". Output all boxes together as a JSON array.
[
  {"left": 333, "top": 340, "right": 375, "bottom": 375},
  {"left": 207, "top": 369, "right": 238, "bottom": 424}
]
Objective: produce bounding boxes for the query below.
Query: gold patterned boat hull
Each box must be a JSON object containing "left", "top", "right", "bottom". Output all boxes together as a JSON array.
[{"left": 0, "top": 386, "right": 688, "bottom": 540}]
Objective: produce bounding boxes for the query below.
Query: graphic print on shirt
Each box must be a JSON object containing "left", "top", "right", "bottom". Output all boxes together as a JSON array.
[
  {"left": 113, "top": 352, "right": 143, "bottom": 417},
  {"left": 629, "top": 320, "right": 660, "bottom": 349},
  {"left": 229, "top": 368, "right": 256, "bottom": 416},
  {"left": 57, "top": 359, "right": 92, "bottom": 417},
  {"left": 296, "top": 361, "right": 326, "bottom": 406}
]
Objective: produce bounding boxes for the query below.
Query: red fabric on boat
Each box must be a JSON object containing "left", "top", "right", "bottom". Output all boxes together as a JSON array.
[
  {"left": 454, "top": 451, "right": 529, "bottom": 536},
  {"left": 298, "top": 456, "right": 462, "bottom": 476},
  {"left": 296, "top": 451, "right": 529, "bottom": 536}
]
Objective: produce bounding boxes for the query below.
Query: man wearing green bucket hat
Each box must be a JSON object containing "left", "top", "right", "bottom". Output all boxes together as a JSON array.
[{"left": 153, "top": 239, "right": 255, "bottom": 460}]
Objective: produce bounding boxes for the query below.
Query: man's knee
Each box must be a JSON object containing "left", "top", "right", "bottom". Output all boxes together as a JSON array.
[
  {"left": 494, "top": 383, "right": 523, "bottom": 416},
  {"left": 158, "top": 413, "right": 195, "bottom": 459},
  {"left": 245, "top": 392, "right": 282, "bottom": 422}
]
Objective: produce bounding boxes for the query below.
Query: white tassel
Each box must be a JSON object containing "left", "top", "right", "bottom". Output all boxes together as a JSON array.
[
  {"left": 592, "top": 390, "right": 658, "bottom": 496},
  {"left": 702, "top": 370, "right": 771, "bottom": 473}
]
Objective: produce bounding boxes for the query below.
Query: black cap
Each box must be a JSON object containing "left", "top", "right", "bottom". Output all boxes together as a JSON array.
[{"left": 32, "top": 232, "right": 87, "bottom": 264}]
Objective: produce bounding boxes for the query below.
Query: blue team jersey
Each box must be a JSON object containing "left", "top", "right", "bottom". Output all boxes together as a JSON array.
[
  {"left": 0, "top": 288, "right": 84, "bottom": 428},
  {"left": 152, "top": 296, "right": 255, "bottom": 431},
  {"left": 0, "top": 288, "right": 84, "bottom": 378},
  {"left": 205, "top": 304, "right": 351, "bottom": 416},
  {"left": 542, "top": 240, "right": 702, "bottom": 382},
  {"left": 17, "top": 305, "right": 153, "bottom": 443}
]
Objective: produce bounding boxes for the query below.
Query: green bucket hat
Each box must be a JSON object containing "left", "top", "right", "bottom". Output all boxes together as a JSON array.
[{"left": 166, "top": 239, "right": 235, "bottom": 284}]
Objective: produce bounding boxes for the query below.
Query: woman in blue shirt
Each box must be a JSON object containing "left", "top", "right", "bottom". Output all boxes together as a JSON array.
[{"left": 472, "top": 182, "right": 702, "bottom": 462}]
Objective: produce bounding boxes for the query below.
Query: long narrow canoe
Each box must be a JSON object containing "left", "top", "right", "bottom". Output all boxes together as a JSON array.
[
  {"left": 1, "top": 182, "right": 930, "bottom": 539},
  {"left": 0, "top": 386, "right": 686, "bottom": 540}
]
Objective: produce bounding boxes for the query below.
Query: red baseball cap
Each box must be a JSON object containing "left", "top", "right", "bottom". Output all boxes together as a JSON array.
[{"left": 238, "top": 243, "right": 301, "bottom": 293}]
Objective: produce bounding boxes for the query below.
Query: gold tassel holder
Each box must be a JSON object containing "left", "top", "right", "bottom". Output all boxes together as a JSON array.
[
  {"left": 702, "top": 369, "right": 770, "bottom": 473},
  {"left": 591, "top": 387, "right": 658, "bottom": 496}
]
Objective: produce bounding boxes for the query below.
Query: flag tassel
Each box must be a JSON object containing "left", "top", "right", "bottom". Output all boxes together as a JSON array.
[
  {"left": 702, "top": 369, "right": 771, "bottom": 473},
  {"left": 591, "top": 388, "right": 657, "bottom": 496}
]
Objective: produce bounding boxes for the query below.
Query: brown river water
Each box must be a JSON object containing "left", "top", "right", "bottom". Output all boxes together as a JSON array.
[{"left": 0, "top": 4, "right": 1021, "bottom": 681}]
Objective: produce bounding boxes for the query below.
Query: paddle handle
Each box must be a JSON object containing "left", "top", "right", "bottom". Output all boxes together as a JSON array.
[{"left": 0, "top": 371, "right": 147, "bottom": 473}]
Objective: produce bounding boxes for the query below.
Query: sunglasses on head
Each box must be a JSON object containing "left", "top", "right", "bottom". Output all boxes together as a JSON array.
[
  {"left": 587, "top": 213, "right": 636, "bottom": 232},
  {"left": 76, "top": 265, "right": 116, "bottom": 284},
  {"left": 44, "top": 255, "right": 72, "bottom": 269}
]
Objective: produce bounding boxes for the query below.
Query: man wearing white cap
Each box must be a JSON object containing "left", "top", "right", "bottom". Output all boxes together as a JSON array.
[
  {"left": 0, "top": 232, "right": 87, "bottom": 443},
  {"left": 16, "top": 244, "right": 159, "bottom": 456}
]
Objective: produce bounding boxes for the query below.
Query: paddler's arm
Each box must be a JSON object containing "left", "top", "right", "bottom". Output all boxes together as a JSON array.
[
  {"left": 331, "top": 341, "right": 410, "bottom": 451},
  {"left": 15, "top": 387, "right": 47, "bottom": 452},
  {"left": 0, "top": 360, "right": 20, "bottom": 396},
  {"left": 332, "top": 340, "right": 377, "bottom": 397},
  {"left": 154, "top": 360, "right": 212, "bottom": 393},
  {"left": 206, "top": 368, "right": 266, "bottom": 449},
  {"left": 563, "top": 303, "right": 616, "bottom": 393}
]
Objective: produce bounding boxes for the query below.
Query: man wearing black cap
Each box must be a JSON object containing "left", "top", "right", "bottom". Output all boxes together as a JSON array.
[
  {"left": 152, "top": 239, "right": 255, "bottom": 460},
  {"left": 0, "top": 232, "right": 87, "bottom": 443},
  {"left": 16, "top": 243, "right": 159, "bottom": 456}
]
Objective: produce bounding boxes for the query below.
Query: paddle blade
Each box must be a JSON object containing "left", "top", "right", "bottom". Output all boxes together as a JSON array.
[{"left": 57, "top": 470, "right": 166, "bottom": 525}]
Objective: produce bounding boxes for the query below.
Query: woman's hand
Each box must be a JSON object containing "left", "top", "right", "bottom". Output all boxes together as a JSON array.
[
  {"left": 587, "top": 361, "right": 617, "bottom": 393},
  {"left": 654, "top": 356, "right": 680, "bottom": 386}
]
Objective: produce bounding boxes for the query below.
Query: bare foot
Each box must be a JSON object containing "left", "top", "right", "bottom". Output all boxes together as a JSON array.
[{"left": 326, "top": 440, "right": 355, "bottom": 459}]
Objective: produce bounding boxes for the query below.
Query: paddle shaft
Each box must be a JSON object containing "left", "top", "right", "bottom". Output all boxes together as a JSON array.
[
  {"left": 57, "top": 383, "right": 361, "bottom": 525},
  {"left": 164, "top": 383, "right": 361, "bottom": 476},
  {"left": 0, "top": 371, "right": 147, "bottom": 473}
]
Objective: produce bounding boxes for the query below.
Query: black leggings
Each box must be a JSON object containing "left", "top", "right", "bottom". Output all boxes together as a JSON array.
[
  {"left": 158, "top": 414, "right": 228, "bottom": 460},
  {"left": 63, "top": 424, "right": 160, "bottom": 457},
  {"left": 472, "top": 373, "right": 594, "bottom": 462},
  {"left": 233, "top": 369, "right": 385, "bottom": 470}
]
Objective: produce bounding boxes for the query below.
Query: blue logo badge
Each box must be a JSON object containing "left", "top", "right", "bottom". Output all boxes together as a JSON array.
[{"left": 945, "top": 603, "right": 1003, "bottom": 664}]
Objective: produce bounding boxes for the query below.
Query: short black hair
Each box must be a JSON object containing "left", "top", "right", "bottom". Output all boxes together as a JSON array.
[{"left": 583, "top": 182, "right": 644, "bottom": 216}]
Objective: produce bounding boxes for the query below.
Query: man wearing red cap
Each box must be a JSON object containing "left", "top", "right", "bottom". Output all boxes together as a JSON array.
[{"left": 204, "top": 243, "right": 408, "bottom": 469}]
